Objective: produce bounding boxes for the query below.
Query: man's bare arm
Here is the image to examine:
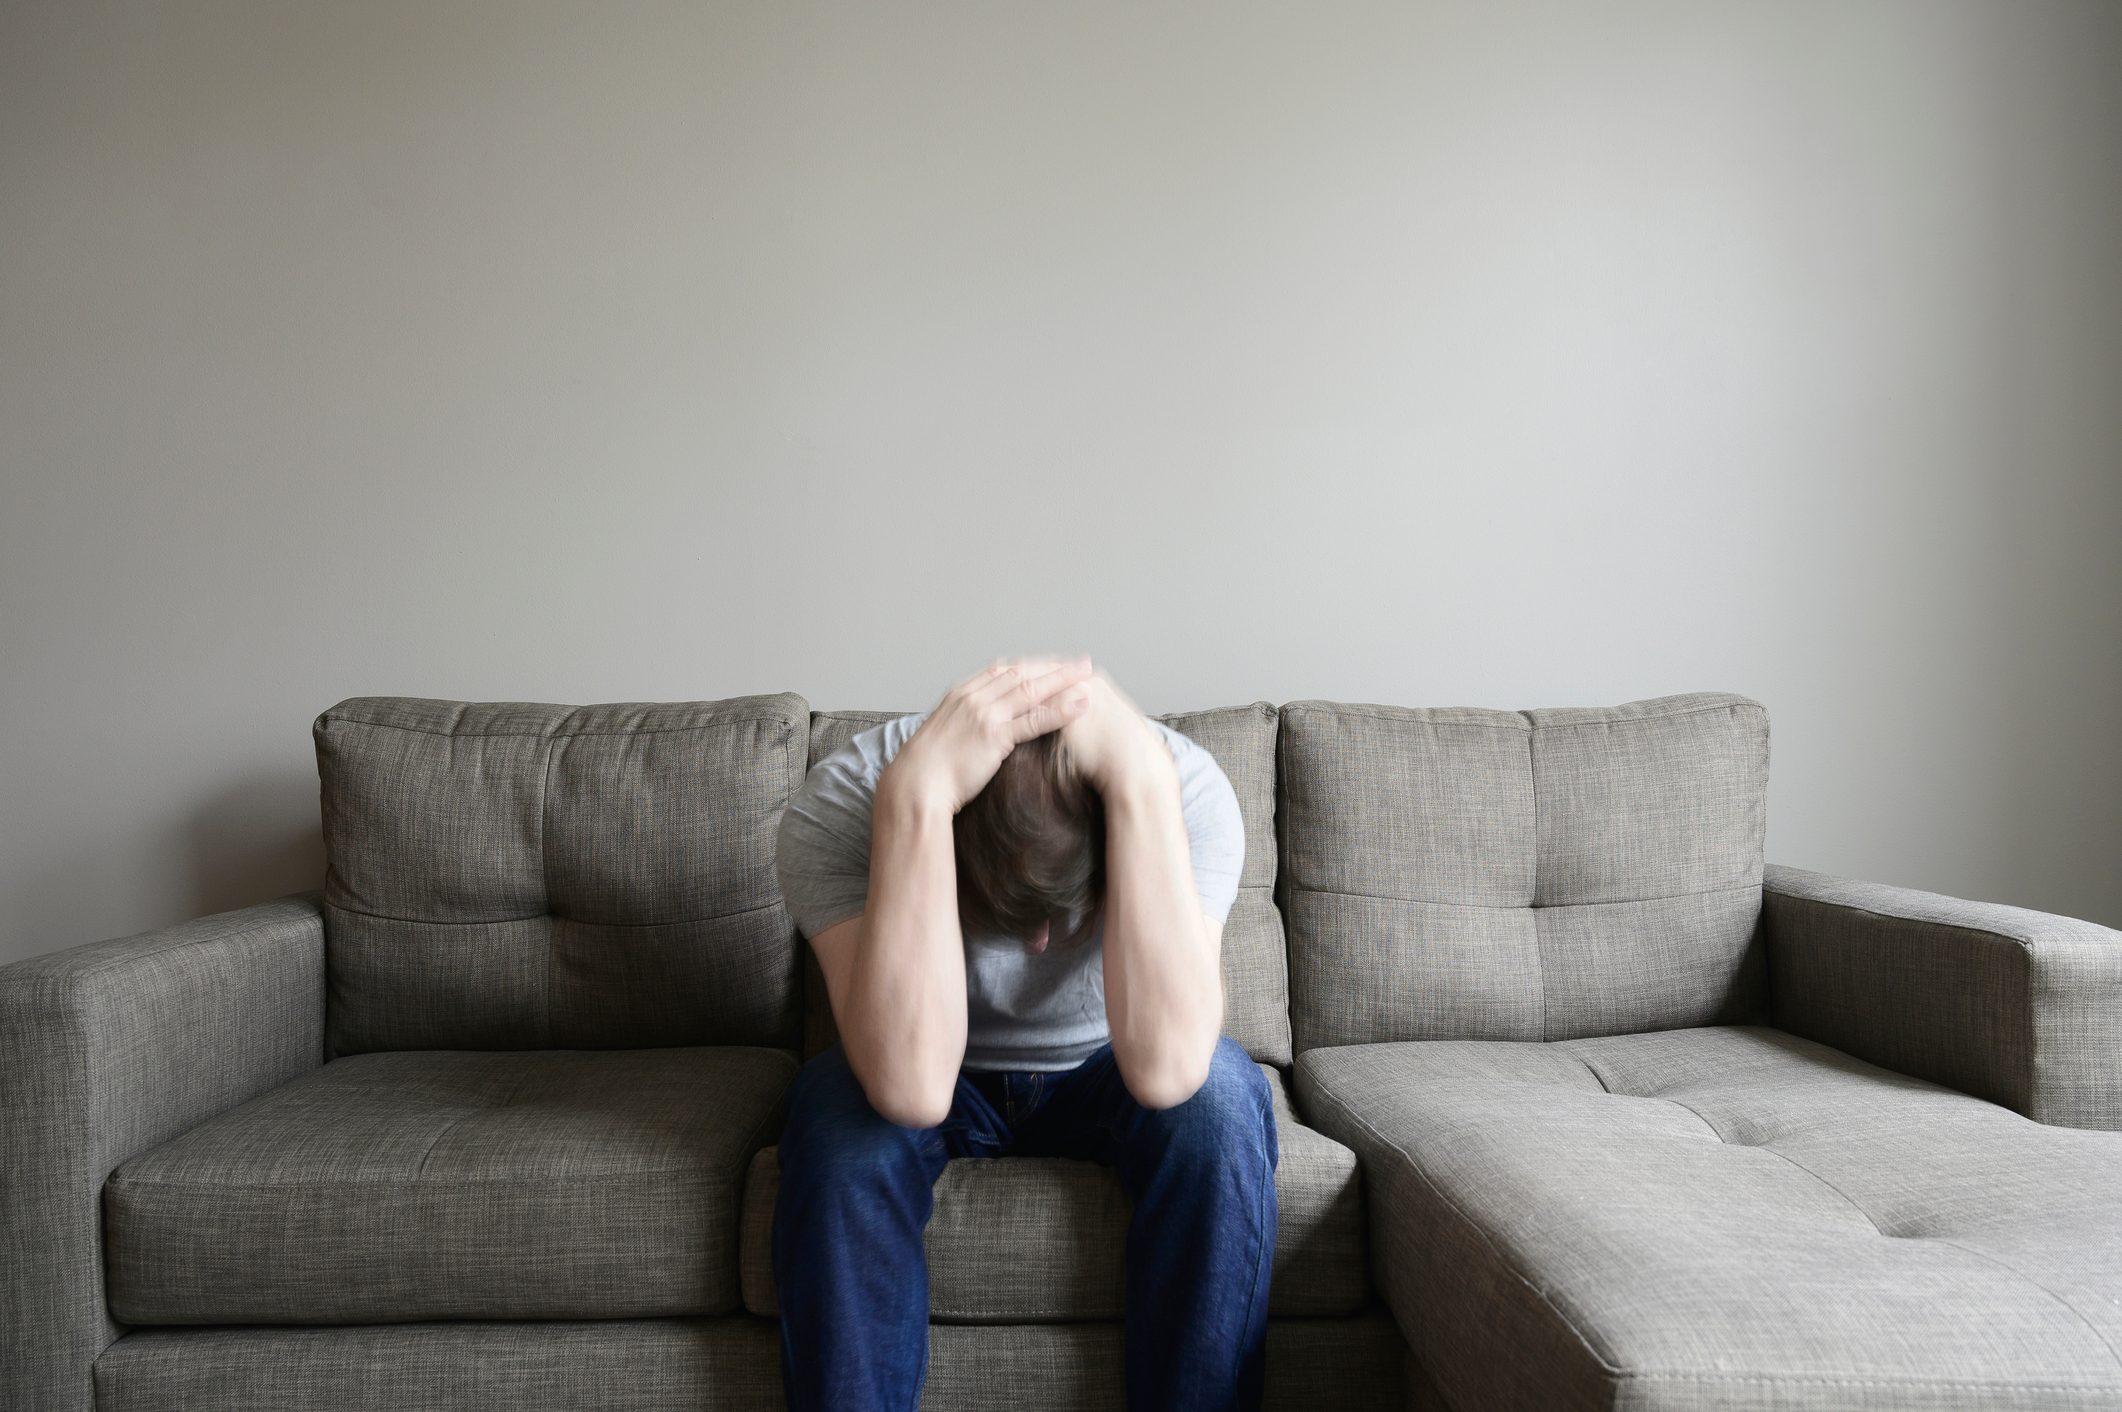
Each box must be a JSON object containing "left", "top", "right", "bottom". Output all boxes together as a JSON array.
[
  {"left": 1101, "top": 753, "right": 1225, "bottom": 1108},
  {"left": 1056, "top": 667, "right": 1225, "bottom": 1108},
  {"left": 815, "top": 770, "right": 969, "bottom": 1129},
  {"left": 821, "top": 655, "right": 1096, "bottom": 1128}
]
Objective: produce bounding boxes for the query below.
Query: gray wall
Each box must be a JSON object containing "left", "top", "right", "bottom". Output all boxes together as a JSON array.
[{"left": 3, "top": 1, "right": 2118, "bottom": 967}]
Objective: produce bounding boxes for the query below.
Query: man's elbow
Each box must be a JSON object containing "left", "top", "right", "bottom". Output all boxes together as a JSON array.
[
  {"left": 856, "top": 1066, "right": 954, "bottom": 1130},
  {"left": 874, "top": 1088, "right": 952, "bottom": 1130},
  {"left": 1125, "top": 1054, "right": 1213, "bottom": 1112}
]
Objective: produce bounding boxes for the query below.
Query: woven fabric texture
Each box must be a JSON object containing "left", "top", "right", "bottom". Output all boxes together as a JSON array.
[
  {"left": 314, "top": 694, "right": 810, "bottom": 1054},
  {"left": 0, "top": 894, "right": 327, "bottom": 1412},
  {"left": 1766, "top": 863, "right": 2122, "bottom": 1131},
  {"left": 739, "top": 1060, "right": 1367, "bottom": 1320},
  {"left": 92, "top": 1311, "right": 1408, "bottom": 1412},
  {"left": 105, "top": 1046, "right": 796, "bottom": 1323},
  {"left": 1296, "top": 1024, "right": 2122, "bottom": 1412},
  {"left": 1278, "top": 692, "right": 1770, "bottom": 1051}
]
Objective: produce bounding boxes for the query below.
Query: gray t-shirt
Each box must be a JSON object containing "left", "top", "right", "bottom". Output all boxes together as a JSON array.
[{"left": 774, "top": 710, "right": 1245, "bottom": 1072}]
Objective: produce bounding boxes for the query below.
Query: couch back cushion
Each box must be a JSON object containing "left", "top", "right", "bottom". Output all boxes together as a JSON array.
[
  {"left": 314, "top": 694, "right": 809, "bottom": 1055},
  {"left": 1279, "top": 692, "right": 1769, "bottom": 1052},
  {"left": 800, "top": 703, "right": 1292, "bottom": 1067}
]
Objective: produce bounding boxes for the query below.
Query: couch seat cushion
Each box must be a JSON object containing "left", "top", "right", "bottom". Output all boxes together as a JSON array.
[
  {"left": 739, "top": 1061, "right": 1370, "bottom": 1319},
  {"left": 105, "top": 1046, "right": 796, "bottom": 1323},
  {"left": 1295, "top": 1025, "right": 2122, "bottom": 1412}
]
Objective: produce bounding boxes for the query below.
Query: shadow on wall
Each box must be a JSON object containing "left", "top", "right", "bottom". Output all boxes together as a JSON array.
[{"left": 185, "top": 769, "right": 326, "bottom": 918}]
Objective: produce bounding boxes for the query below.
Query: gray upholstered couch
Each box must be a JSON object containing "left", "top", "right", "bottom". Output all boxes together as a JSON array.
[{"left": 5, "top": 689, "right": 2120, "bottom": 1411}]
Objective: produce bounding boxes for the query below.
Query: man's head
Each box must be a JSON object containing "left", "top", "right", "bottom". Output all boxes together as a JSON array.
[{"left": 953, "top": 729, "right": 1105, "bottom": 952}]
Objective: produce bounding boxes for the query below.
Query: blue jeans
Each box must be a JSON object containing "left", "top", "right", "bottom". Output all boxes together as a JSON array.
[{"left": 771, "top": 1032, "right": 1280, "bottom": 1412}]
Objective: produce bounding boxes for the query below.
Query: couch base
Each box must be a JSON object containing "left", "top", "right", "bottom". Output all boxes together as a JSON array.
[{"left": 94, "top": 1310, "right": 1409, "bottom": 1411}]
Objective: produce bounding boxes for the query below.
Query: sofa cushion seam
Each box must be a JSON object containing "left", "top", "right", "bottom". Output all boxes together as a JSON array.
[
  {"left": 1280, "top": 704, "right": 1529, "bottom": 731},
  {"left": 1527, "top": 700, "right": 1764, "bottom": 730},
  {"left": 322, "top": 896, "right": 786, "bottom": 929},
  {"left": 1291, "top": 880, "right": 1758, "bottom": 911},
  {"left": 1621, "top": 1371, "right": 2122, "bottom": 1392},
  {"left": 109, "top": 1169, "right": 735, "bottom": 1190},
  {"left": 1916, "top": 1233, "right": 2122, "bottom": 1378},
  {"left": 1302, "top": 1076, "right": 1624, "bottom": 1379},
  {"left": 319, "top": 712, "right": 796, "bottom": 739}
]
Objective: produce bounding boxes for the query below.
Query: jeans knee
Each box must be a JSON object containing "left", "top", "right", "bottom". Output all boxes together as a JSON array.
[
  {"left": 778, "top": 1045, "right": 931, "bottom": 1186},
  {"left": 1208, "top": 1033, "right": 1273, "bottom": 1115},
  {"left": 1139, "top": 1035, "right": 1276, "bottom": 1165}
]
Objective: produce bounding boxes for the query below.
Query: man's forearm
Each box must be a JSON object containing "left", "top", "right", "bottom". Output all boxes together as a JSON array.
[
  {"left": 845, "top": 767, "right": 969, "bottom": 1126},
  {"left": 1101, "top": 748, "right": 1223, "bottom": 1109}
]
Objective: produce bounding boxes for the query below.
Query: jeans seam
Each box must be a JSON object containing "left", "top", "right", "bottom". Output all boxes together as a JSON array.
[{"left": 1234, "top": 1079, "right": 1274, "bottom": 1351}]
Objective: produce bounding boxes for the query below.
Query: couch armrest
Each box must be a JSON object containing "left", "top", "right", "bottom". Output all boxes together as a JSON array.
[
  {"left": 1764, "top": 862, "right": 2122, "bottom": 1130},
  {"left": 0, "top": 892, "right": 326, "bottom": 1412}
]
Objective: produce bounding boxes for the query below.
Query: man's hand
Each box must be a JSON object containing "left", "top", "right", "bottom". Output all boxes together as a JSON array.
[
  {"left": 886, "top": 654, "right": 1097, "bottom": 814},
  {"left": 1057, "top": 667, "right": 1168, "bottom": 794}
]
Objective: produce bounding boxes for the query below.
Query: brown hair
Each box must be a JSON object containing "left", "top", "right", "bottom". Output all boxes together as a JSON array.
[{"left": 952, "top": 730, "right": 1105, "bottom": 948}]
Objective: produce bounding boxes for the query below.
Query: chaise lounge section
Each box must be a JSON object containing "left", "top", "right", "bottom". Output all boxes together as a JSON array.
[{"left": 1280, "top": 696, "right": 2122, "bottom": 1411}]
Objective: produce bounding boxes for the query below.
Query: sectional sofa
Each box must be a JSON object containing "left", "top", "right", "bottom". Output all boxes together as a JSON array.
[{"left": 3, "top": 689, "right": 2119, "bottom": 1411}]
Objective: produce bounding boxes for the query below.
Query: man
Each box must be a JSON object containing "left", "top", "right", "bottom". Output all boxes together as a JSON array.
[{"left": 771, "top": 654, "right": 1279, "bottom": 1412}]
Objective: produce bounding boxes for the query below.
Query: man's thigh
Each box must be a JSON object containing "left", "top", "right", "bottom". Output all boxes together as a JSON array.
[
  {"left": 784, "top": 1043, "right": 1014, "bottom": 1165},
  {"left": 1014, "top": 1034, "right": 1276, "bottom": 1165}
]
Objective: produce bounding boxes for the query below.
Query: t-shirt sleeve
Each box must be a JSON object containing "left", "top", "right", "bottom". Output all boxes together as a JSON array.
[
  {"left": 774, "top": 757, "right": 878, "bottom": 942},
  {"left": 777, "top": 721, "right": 1246, "bottom": 939},
  {"left": 1175, "top": 737, "right": 1247, "bottom": 928}
]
